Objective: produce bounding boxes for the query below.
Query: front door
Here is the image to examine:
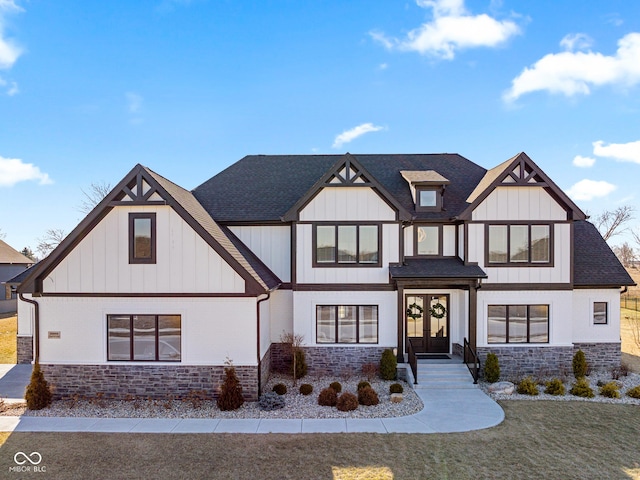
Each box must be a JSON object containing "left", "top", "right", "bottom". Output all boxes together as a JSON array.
[{"left": 406, "top": 294, "right": 449, "bottom": 354}]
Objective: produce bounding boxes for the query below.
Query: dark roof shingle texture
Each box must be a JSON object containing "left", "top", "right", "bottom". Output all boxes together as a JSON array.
[{"left": 389, "top": 258, "right": 487, "bottom": 279}]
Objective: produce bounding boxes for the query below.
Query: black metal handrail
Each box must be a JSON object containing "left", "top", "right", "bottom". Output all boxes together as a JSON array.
[
  {"left": 407, "top": 340, "right": 418, "bottom": 385},
  {"left": 463, "top": 337, "right": 480, "bottom": 384}
]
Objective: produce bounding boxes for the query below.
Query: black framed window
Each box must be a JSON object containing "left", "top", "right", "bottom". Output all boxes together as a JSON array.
[
  {"left": 593, "top": 302, "right": 608, "bottom": 325},
  {"left": 487, "top": 305, "right": 549, "bottom": 344},
  {"left": 314, "top": 224, "right": 380, "bottom": 266},
  {"left": 316, "top": 305, "right": 378, "bottom": 344},
  {"left": 415, "top": 225, "right": 441, "bottom": 256},
  {"left": 416, "top": 187, "right": 442, "bottom": 212},
  {"left": 108, "top": 314, "right": 181, "bottom": 361},
  {"left": 487, "top": 224, "right": 551, "bottom": 265},
  {"left": 129, "top": 213, "right": 156, "bottom": 264}
]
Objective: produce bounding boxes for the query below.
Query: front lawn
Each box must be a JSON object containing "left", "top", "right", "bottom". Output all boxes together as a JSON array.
[
  {"left": 1, "top": 401, "right": 639, "bottom": 479},
  {"left": 0, "top": 315, "right": 16, "bottom": 364}
]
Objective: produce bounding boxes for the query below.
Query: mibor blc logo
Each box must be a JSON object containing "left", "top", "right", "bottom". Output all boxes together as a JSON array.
[{"left": 9, "top": 451, "right": 47, "bottom": 473}]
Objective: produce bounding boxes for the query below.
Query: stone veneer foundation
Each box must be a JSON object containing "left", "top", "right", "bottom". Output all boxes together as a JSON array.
[
  {"left": 40, "top": 364, "right": 259, "bottom": 401},
  {"left": 477, "top": 342, "right": 621, "bottom": 380},
  {"left": 17, "top": 336, "right": 33, "bottom": 364}
]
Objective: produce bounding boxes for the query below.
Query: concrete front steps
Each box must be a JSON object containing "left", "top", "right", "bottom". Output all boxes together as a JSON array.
[{"left": 415, "top": 361, "right": 477, "bottom": 389}]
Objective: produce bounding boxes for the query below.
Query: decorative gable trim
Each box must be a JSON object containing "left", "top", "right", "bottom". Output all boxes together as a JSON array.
[
  {"left": 282, "top": 153, "right": 413, "bottom": 222},
  {"left": 19, "top": 164, "right": 273, "bottom": 296},
  {"left": 459, "top": 152, "right": 586, "bottom": 221}
]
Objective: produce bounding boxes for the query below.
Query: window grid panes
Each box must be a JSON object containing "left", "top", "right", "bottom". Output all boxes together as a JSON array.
[
  {"left": 316, "top": 305, "right": 378, "bottom": 344},
  {"left": 487, "top": 305, "right": 549, "bottom": 344},
  {"left": 488, "top": 224, "right": 550, "bottom": 265},
  {"left": 108, "top": 314, "right": 181, "bottom": 361},
  {"left": 314, "top": 224, "right": 379, "bottom": 265}
]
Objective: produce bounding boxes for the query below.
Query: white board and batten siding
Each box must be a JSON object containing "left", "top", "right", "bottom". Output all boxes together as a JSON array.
[
  {"left": 43, "top": 205, "right": 245, "bottom": 294},
  {"left": 299, "top": 187, "right": 396, "bottom": 222},
  {"left": 24, "top": 295, "right": 258, "bottom": 365},
  {"left": 472, "top": 187, "right": 567, "bottom": 222},
  {"left": 293, "top": 290, "right": 397, "bottom": 346},
  {"left": 572, "top": 289, "right": 621, "bottom": 344},
  {"left": 229, "top": 225, "right": 291, "bottom": 282}
]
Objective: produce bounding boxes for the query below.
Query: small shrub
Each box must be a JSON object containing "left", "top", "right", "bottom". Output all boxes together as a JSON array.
[
  {"left": 358, "top": 386, "right": 379, "bottom": 406},
  {"left": 357, "top": 381, "right": 371, "bottom": 392},
  {"left": 611, "top": 364, "right": 629, "bottom": 380},
  {"left": 626, "top": 385, "right": 640, "bottom": 399},
  {"left": 599, "top": 382, "right": 620, "bottom": 399},
  {"left": 362, "top": 363, "right": 378, "bottom": 381},
  {"left": 185, "top": 390, "right": 208, "bottom": 409},
  {"left": 516, "top": 377, "right": 539, "bottom": 396},
  {"left": 259, "top": 392, "right": 285, "bottom": 411},
  {"left": 570, "top": 377, "right": 595, "bottom": 398},
  {"left": 329, "top": 381, "right": 342, "bottom": 393},
  {"left": 272, "top": 383, "right": 287, "bottom": 395},
  {"left": 389, "top": 383, "right": 404, "bottom": 394},
  {"left": 380, "top": 349, "right": 397, "bottom": 380},
  {"left": 484, "top": 353, "right": 500, "bottom": 383},
  {"left": 544, "top": 378, "right": 565, "bottom": 396},
  {"left": 596, "top": 379, "right": 605, "bottom": 387},
  {"left": 318, "top": 387, "right": 338, "bottom": 407},
  {"left": 572, "top": 349, "right": 588, "bottom": 379},
  {"left": 217, "top": 365, "right": 245, "bottom": 411},
  {"left": 291, "top": 349, "right": 308, "bottom": 381},
  {"left": 299, "top": 383, "right": 313, "bottom": 396},
  {"left": 25, "top": 362, "right": 52, "bottom": 410},
  {"left": 336, "top": 392, "right": 359, "bottom": 412},
  {"left": 0, "top": 398, "right": 6, "bottom": 414}
]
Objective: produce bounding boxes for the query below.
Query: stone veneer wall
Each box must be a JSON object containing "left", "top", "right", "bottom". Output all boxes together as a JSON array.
[
  {"left": 260, "top": 345, "right": 272, "bottom": 394},
  {"left": 270, "top": 342, "right": 291, "bottom": 374},
  {"left": 477, "top": 346, "right": 574, "bottom": 380},
  {"left": 40, "top": 364, "right": 259, "bottom": 401},
  {"left": 573, "top": 342, "right": 621, "bottom": 371},
  {"left": 299, "top": 346, "right": 391, "bottom": 376},
  {"left": 452, "top": 342, "right": 463, "bottom": 358},
  {"left": 17, "top": 336, "right": 33, "bottom": 364}
]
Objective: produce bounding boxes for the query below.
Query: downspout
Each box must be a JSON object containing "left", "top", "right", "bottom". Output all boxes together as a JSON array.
[
  {"left": 256, "top": 290, "right": 272, "bottom": 397},
  {"left": 19, "top": 293, "right": 40, "bottom": 363},
  {"left": 621, "top": 286, "right": 628, "bottom": 295}
]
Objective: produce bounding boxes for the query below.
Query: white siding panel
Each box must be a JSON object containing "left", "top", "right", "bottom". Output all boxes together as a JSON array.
[
  {"left": 292, "top": 291, "right": 397, "bottom": 346},
  {"left": 270, "top": 289, "right": 293, "bottom": 341},
  {"left": 443, "top": 226, "right": 456, "bottom": 257},
  {"left": 472, "top": 187, "right": 567, "bottom": 221},
  {"left": 458, "top": 225, "right": 464, "bottom": 261},
  {"left": 572, "top": 289, "right": 621, "bottom": 343},
  {"left": 404, "top": 226, "right": 414, "bottom": 257},
  {"left": 43, "top": 206, "right": 245, "bottom": 294},
  {"left": 300, "top": 187, "right": 395, "bottom": 221},
  {"left": 467, "top": 224, "right": 484, "bottom": 265},
  {"left": 229, "top": 226, "right": 291, "bottom": 282}
]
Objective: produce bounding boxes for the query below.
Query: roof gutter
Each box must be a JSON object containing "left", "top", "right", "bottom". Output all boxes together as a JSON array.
[
  {"left": 19, "top": 293, "right": 39, "bottom": 363},
  {"left": 256, "top": 290, "right": 273, "bottom": 397}
]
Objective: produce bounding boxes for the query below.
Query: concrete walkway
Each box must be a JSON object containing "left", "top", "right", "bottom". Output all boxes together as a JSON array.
[{"left": 0, "top": 363, "right": 504, "bottom": 434}]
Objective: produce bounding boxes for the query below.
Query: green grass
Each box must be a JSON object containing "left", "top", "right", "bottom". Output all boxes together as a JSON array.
[
  {"left": 0, "top": 316, "right": 16, "bottom": 364},
  {"left": 0, "top": 401, "right": 639, "bottom": 479}
]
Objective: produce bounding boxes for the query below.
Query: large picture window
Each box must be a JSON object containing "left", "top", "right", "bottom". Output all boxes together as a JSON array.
[
  {"left": 108, "top": 314, "right": 181, "bottom": 361},
  {"left": 487, "top": 305, "right": 549, "bottom": 344},
  {"left": 415, "top": 225, "right": 440, "bottom": 256},
  {"left": 314, "top": 224, "right": 380, "bottom": 266},
  {"left": 129, "top": 213, "right": 156, "bottom": 264},
  {"left": 487, "top": 224, "right": 551, "bottom": 265},
  {"left": 316, "top": 305, "right": 378, "bottom": 344}
]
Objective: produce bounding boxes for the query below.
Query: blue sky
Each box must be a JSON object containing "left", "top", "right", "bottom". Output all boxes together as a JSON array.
[{"left": 1, "top": 0, "right": 640, "bottom": 254}]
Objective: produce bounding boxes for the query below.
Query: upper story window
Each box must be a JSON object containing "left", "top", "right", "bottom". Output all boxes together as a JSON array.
[
  {"left": 487, "top": 224, "right": 551, "bottom": 266},
  {"left": 415, "top": 225, "right": 441, "bottom": 256},
  {"left": 129, "top": 213, "right": 156, "bottom": 264},
  {"left": 416, "top": 187, "right": 442, "bottom": 212},
  {"left": 314, "top": 224, "right": 380, "bottom": 267}
]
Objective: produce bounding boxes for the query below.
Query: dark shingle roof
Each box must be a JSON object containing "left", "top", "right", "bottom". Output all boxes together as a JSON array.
[
  {"left": 573, "top": 221, "right": 635, "bottom": 287},
  {"left": 390, "top": 258, "right": 487, "bottom": 279},
  {"left": 193, "top": 154, "right": 487, "bottom": 222},
  {"left": 5, "top": 263, "right": 37, "bottom": 284}
]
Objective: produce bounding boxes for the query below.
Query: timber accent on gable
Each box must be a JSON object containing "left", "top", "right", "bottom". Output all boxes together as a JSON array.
[
  {"left": 459, "top": 152, "right": 586, "bottom": 221},
  {"left": 110, "top": 170, "right": 167, "bottom": 205},
  {"left": 282, "top": 153, "right": 413, "bottom": 222}
]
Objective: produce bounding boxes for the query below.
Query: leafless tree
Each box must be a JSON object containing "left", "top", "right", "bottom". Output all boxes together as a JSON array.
[
  {"left": 613, "top": 243, "right": 636, "bottom": 268},
  {"left": 593, "top": 205, "right": 634, "bottom": 241},
  {"left": 36, "top": 228, "right": 66, "bottom": 258},
  {"left": 78, "top": 181, "right": 112, "bottom": 214},
  {"left": 21, "top": 247, "right": 37, "bottom": 262},
  {"left": 280, "top": 332, "right": 305, "bottom": 386},
  {"left": 0, "top": 228, "right": 5, "bottom": 239}
]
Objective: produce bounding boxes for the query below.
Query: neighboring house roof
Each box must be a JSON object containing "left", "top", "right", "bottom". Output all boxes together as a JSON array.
[
  {"left": 193, "top": 153, "right": 488, "bottom": 222},
  {"left": 389, "top": 258, "right": 487, "bottom": 280},
  {"left": 5, "top": 263, "right": 38, "bottom": 285},
  {"left": 0, "top": 240, "right": 34, "bottom": 265},
  {"left": 573, "top": 221, "right": 636, "bottom": 287}
]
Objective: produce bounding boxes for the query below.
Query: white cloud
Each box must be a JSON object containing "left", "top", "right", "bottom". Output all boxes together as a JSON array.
[
  {"left": 559, "top": 33, "right": 593, "bottom": 52},
  {"left": 126, "top": 92, "right": 143, "bottom": 114},
  {"left": 566, "top": 179, "right": 616, "bottom": 201},
  {"left": 0, "top": 0, "right": 23, "bottom": 70},
  {"left": 371, "top": 0, "right": 520, "bottom": 60},
  {"left": 0, "top": 156, "right": 52, "bottom": 187},
  {"left": 593, "top": 140, "right": 640, "bottom": 164},
  {"left": 332, "top": 123, "right": 384, "bottom": 149},
  {"left": 572, "top": 155, "right": 596, "bottom": 168},
  {"left": 504, "top": 32, "right": 640, "bottom": 102}
]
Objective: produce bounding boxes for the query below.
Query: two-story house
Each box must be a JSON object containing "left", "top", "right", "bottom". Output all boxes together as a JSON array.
[{"left": 16, "top": 152, "right": 634, "bottom": 400}]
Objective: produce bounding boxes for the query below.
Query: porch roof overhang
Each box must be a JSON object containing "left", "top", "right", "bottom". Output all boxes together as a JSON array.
[{"left": 389, "top": 258, "right": 487, "bottom": 284}]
